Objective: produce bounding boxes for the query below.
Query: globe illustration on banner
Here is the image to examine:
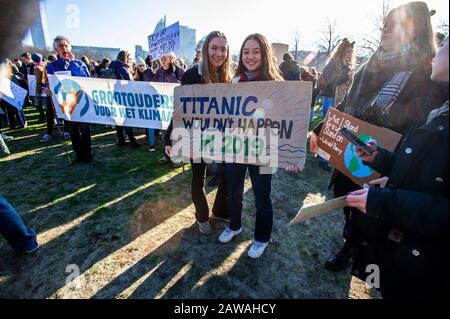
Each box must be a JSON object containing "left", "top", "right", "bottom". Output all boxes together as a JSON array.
[
  {"left": 55, "top": 79, "right": 89, "bottom": 117},
  {"left": 343, "top": 135, "right": 378, "bottom": 178}
]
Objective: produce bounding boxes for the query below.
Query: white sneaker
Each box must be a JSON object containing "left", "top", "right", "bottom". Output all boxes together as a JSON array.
[
  {"left": 198, "top": 221, "right": 212, "bottom": 235},
  {"left": 40, "top": 134, "right": 53, "bottom": 142},
  {"left": 248, "top": 241, "right": 269, "bottom": 259},
  {"left": 218, "top": 227, "right": 242, "bottom": 244}
]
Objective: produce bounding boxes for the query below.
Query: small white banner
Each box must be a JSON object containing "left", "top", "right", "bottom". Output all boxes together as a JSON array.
[{"left": 0, "top": 75, "right": 28, "bottom": 111}]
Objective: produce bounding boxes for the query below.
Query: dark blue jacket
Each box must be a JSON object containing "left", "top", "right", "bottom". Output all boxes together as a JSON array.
[
  {"left": 46, "top": 55, "right": 90, "bottom": 77},
  {"left": 109, "top": 60, "right": 132, "bottom": 81}
]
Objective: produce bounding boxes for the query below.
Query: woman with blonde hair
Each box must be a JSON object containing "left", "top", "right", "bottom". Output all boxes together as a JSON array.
[
  {"left": 316, "top": 38, "right": 356, "bottom": 171},
  {"left": 164, "top": 31, "right": 234, "bottom": 234},
  {"left": 332, "top": 38, "right": 356, "bottom": 105},
  {"left": 319, "top": 38, "right": 356, "bottom": 118}
]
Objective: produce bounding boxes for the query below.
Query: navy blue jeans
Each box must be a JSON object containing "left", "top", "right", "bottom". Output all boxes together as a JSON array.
[
  {"left": 0, "top": 195, "right": 38, "bottom": 253},
  {"left": 225, "top": 164, "right": 273, "bottom": 243}
]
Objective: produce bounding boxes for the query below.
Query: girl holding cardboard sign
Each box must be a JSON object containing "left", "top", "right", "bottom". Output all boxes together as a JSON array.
[
  {"left": 165, "top": 31, "right": 234, "bottom": 235},
  {"left": 345, "top": 36, "right": 449, "bottom": 299},
  {"left": 218, "top": 34, "right": 284, "bottom": 259}
]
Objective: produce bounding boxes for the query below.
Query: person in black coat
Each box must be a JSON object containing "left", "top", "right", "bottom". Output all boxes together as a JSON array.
[
  {"left": 164, "top": 31, "right": 233, "bottom": 235},
  {"left": 345, "top": 35, "right": 449, "bottom": 299},
  {"left": 110, "top": 51, "right": 141, "bottom": 149},
  {"left": 310, "top": 2, "right": 449, "bottom": 272}
]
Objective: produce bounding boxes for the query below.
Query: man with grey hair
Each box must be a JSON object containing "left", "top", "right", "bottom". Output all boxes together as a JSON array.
[{"left": 46, "top": 35, "right": 92, "bottom": 163}]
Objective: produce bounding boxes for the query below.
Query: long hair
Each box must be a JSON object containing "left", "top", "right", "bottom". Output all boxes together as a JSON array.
[
  {"left": 117, "top": 50, "right": 129, "bottom": 64},
  {"left": 201, "top": 31, "right": 233, "bottom": 84},
  {"left": 99, "top": 58, "right": 110, "bottom": 70},
  {"left": 236, "top": 34, "right": 284, "bottom": 81},
  {"left": 328, "top": 38, "right": 356, "bottom": 69},
  {"left": 385, "top": 1, "right": 436, "bottom": 68}
]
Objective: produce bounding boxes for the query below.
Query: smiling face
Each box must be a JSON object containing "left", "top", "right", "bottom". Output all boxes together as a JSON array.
[
  {"left": 242, "top": 39, "right": 262, "bottom": 72},
  {"left": 208, "top": 37, "right": 228, "bottom": 71}
]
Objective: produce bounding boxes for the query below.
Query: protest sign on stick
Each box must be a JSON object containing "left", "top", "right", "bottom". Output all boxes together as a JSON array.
[{"left": 148, "top": 22, "right": 180, "bottom": 62}]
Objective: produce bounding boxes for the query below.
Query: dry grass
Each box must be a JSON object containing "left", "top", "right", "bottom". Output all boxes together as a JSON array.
[{"left": 0, "top": 106, "right": 380, "bottom": 299}]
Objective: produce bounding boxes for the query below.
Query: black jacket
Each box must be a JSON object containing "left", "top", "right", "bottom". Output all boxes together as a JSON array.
[
  {"left": 279, "top": 60, "right": 300, "bottom": 81},
  {"left": 164, "top": 65, "right": 202, "bottom": 146},
  {"left": 352, "top": 103, "right": 449, "bottom": 299}
]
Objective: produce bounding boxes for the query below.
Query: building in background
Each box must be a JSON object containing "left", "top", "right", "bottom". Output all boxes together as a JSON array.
[
  {"left": 30, "top": 1, "right": 50, "bottom": 49},
  {"left": 151, "top": 16, "right": 197, "bottom": 64},
  {"left": 135, "top": 45, "right": 149, "bottom": 61},
  {"left": 271, "top": 43, "right": 289, "bottom": 65},
  {"left": 72, "top": 45, "right": 121, "bottom": 61}
]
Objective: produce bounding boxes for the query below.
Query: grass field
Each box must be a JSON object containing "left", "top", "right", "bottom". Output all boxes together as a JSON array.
[{"left": 0, "top": 105, "right": 380, "bottom": 299}]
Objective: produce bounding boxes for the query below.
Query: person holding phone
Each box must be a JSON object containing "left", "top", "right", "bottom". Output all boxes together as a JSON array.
[
  {"left": 308, "top": 2, "right": 448, "bottom": 272},
  {"left": 344, "top": 36, "right": 449, "bottom": 299}
]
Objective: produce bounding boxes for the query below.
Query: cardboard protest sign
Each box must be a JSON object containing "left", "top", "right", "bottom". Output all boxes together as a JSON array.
[
  {"left": 290, "top": 196, "right": 347, "bottom": 225},
  {"left": 27, "top": 75, "right": 46, "bottom": 97},
  {"left": 48, "top": 75, "right": 178, "bottom": 130},
  {"left": 172, "top": 81, "right": 312, "bottom": 169},
  {"left": 317, "top": 108, "right": 402, "bottom": 186},
  {"left": 0, "top": 75, "right": 28, "bottom": 111},
  {"left": 148, "top": 22, "right": 180, "bottom": 62}
]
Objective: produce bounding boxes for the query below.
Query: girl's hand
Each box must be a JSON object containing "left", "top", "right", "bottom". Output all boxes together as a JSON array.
[
  {"left": 346, "top": 189, "right": 369, "bottom": 214},
  {"left": 165, "top": 146, "right": 172, "bottom": 158},
  {"left": 285, "top": 165, "right": 302, "bottom": 174},
  {"left": 369, "top": 177, "right": 389, "bottom": 188},
  {"left": 356, "top": 141, "right": 378, "bottom": 163},
  {"left": 310, "top": 132, "right": 319, "bottom": 154}
]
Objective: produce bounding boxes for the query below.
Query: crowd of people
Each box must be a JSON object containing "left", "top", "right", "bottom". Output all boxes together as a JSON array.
[{"left": 0, "top": 1, "right": 448, "bottom": 299}]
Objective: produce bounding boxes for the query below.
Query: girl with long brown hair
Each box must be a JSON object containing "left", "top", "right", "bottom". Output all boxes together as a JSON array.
[
  {"left": 164, "top": 31, "right": 234, "bottom": 235},
  {"left": 218, "top": 34, "right": 283, "bottom": 259}
]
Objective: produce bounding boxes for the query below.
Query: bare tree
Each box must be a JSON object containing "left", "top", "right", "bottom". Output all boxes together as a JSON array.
[
  {"left": 318, "top": 17, "right": 341, "bottom": 56},
  {"left": 291, "top": 30, "right": 301, "bottom": 60},
  {"left": 9, "top": 45, "right": 53, "bottom": 60},
  {"left": 359, "top": 0, "right": 391, "bottom": 56},
  {"left": 437, "top": 19, "right": 449, "bottom": 35}
]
